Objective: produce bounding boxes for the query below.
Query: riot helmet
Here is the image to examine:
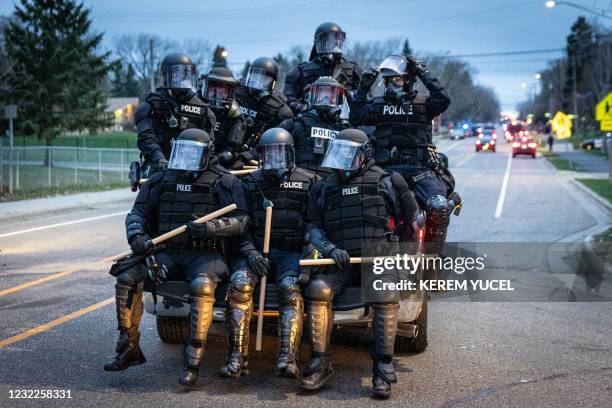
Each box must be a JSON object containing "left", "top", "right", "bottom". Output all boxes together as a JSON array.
[
  {"left": 378, "top": 55, "right": 416, "bottom": 103},
  {"left": 168, "top": 128, "right": 214, "bottom": 173},
  {"left": 201, "top": 67, "right": 239, "bottom": 109},
  {"left": 321, "top": 128, "right": 372, "bottom": 180},
  {"left": 257, "top": 127, "right": 295, "bottom": 179},
  {"left": 160, "top": 53, "right": 197, "bottom": 100},
  {"left": 311, "top": 22, "right": 346, "bottom": 64},
  {"left": 307, "top": 76, "right": 345, "bottom": 118},
  {"left": 244, "top": 57, "right": 278, "bottom": 98}
]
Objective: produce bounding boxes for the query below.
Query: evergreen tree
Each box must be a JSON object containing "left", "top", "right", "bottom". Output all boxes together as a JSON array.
[
  {"left": 402, "top": 39, "right": 413, "bottom": 56},
  {"left": 212, "top": 45, "right": 228, "bottom": 68},
  {"left": 3, "top": 0, "right": 116, "bottom": 149},
  {"left": 562, "top": 17, "right": 595, "bottom": 114},
  {"left": 111, "top": 62, "right": 142, "bottom": 97}
]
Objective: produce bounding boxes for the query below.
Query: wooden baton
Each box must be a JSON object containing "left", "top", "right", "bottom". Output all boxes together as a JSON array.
[{"left": 255, "top": 202, "right": 273, "bottom": 351}]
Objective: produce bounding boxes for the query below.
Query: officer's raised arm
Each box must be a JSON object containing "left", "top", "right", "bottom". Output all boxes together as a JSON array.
[{"left": 406, "top": 56, "right": 451, "bottom": 119}]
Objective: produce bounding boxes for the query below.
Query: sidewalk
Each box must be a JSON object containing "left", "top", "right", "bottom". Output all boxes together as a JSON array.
[
  {"left": 0, "top": 187, "right": 134, "bottom": 222},
  {"left": 553, "top": 141, "right": 610, "bottom": 173}
]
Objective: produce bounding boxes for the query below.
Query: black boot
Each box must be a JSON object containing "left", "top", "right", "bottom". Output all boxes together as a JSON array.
[
  {"left": 371, "top": 303, "right": 399, "bottom": 398},
  {"left": 301, "top": 353, "right": 334, "bottom": 391},
  {"left": 178, "top": 344, "right": 205, "bottom": 386},
  {"left": 104, "top": 284, "right": 146, "bottom": 371},
  {"left": 276, "top": 291, "right": 303, "bottom": 378},
  {"left": 301, "top": 294, "right": 333, "bottom": 391}
]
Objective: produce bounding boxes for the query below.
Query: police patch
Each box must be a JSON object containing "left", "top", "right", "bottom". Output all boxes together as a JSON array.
[
  {"left": 342, "top": 186, "right": 359, "bottom": 195},
  {"left": 279, "top": 181, "right": 304, "bottom": 189},
  {"left": 180, "top": 104, "right": 202, "bottom": 115}
]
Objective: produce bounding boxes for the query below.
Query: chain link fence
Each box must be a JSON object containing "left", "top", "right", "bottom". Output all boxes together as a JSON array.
[{"left": 0, "top": 146, "right": 140, "bottom": 195}]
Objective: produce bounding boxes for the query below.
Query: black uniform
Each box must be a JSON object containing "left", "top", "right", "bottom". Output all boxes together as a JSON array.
[
  {"left": 105, "top": 161, "right": 249, "bottom": 380},
  {"left": 222, "top": 167, "right": 320, "bottom": 378},
  {"left": 234, "top": 86, "right": 293, "bottom": 149},
  {"left": 302, "top": 158, "right": 418, "bottom": 394},
  {"left": 280, "top": 109, "right": 347, "bottom": 175},
  {"left": 283, "top": 57, "right": 363, "bottom": 114},
  {"left": 135, "top": 89, "right": 216, "bottom": 168},
  {"left": 210, "top": 101, "right": 249, "bottom": 170}
]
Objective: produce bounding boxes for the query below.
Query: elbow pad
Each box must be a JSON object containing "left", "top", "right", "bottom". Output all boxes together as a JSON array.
[
  {"left": 207, "top": 215, "right": 251, "bottom": 238},
  {"left": 125, "top": 211, "right": 146, "bottom": 243},
  {"left": 305, "top": 225, "right": 336, "bottom": 256}
]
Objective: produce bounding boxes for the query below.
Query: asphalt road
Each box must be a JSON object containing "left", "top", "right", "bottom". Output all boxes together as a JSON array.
[{"left": 1, "top": 134, "right": 611, "bottom": 407}]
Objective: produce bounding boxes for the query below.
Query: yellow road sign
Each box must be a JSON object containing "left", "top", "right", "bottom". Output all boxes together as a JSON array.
[
  {"left": 551, "top": 111, "right": 572, "bottom": 139},
  {"left": 595, "top": 93, "right": 612, "bottom": 121}
]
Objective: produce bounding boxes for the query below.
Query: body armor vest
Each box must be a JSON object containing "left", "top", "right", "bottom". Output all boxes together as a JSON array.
[
  {"left": 368, "top": 95, "right": 432, "bottom": 166},
  {"left": 299, "top": 58, "right": 359, "bottom": 92},
  {"left": 235, "top": 89, "right": 286, "bottom": 141},
  {"left": 146, "top": 90, "right": 212, "bottom": 159},
  {"left": 244, "top": 168, "right": 315, "bottom": 252},
  {"left": 321, "top": 165, "right": 391, "bottom": 256},
  {"left": 157, "top": 164, "right": 227, "bottom": 249},
  {"left": 292, "top": 112, "right": 345, "bottom": 171}
]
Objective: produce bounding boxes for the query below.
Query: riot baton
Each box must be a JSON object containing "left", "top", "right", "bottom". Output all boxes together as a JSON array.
[
  {"left": 255, "top": 199, "right": 273, "bottom": 351},
  {"left": 109, "top": 204, "right": 237, "bottom": 262}
]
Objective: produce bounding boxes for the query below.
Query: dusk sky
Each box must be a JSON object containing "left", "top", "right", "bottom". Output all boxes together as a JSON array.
[{"left": 1, "top": 0, "right": 610, "bottom": 113}]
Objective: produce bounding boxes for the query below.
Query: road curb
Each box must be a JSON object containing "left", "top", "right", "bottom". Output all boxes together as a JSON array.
[{"left": 569, "top": 179, "right": 612, "bottom": 214}]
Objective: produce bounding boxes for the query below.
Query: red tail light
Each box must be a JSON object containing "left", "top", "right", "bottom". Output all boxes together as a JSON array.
[
  {"left": 418, "top": 228, "right": 425, "bottom": 242},
  {"left": 389, "top": 217, "right": 396, "bottom": 231}
]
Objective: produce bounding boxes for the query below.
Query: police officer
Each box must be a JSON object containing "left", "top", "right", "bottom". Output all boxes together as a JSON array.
[
  {"left": 280, "top": 77, "right": 347, "bottom": 176},
  {"left": 302, "top": 129, "right": 419, "bottom": 398},
  {"left": 350, "top": 54, "right": 457, "bottom": 261},
  {"left": 103, "top": 129, "right": 250, "bottom": 387},
  {"left": 283, "top": 22, "right": 363, "bottom": 114},
  {"left": 135, "top": 53, "right": 215, "bottom": 173},
  {"left": 201, "top": 67, "right": 248, "bottom": 170},
  {"left": 235, "top": 57, "right": 293, "bottom": 150},
  {"left": 221, "top": 128, "right": 319, "bottom": 379}
]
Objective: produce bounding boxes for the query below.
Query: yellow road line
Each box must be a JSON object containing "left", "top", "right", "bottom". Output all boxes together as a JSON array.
[
  {"left": 0, "top": 261, "right": 110, "bottom": 297},
  {"left": 0, "top": 297, "right": 114, "bottom": 349}
]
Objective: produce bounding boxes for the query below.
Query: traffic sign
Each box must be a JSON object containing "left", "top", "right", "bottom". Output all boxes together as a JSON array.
[
  {"left": 595, "top": 93, "right": 612, "bottom": 131},
  {"left": 551, "top": 111, "right": 572, "bottom": 139},
  {"left": 4, "top": 105, "right": 17, "bottom": 119}
]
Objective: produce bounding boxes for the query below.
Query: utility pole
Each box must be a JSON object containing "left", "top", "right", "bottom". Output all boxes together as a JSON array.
[
  {"left": 149, "top": 38, "right": 155, "bottom": 93},
  {"left": 5, "top": 105, "right": 17, "bottom": 194},
  {"left": 572, "top": 54, "right": 579, "bottom": 135}
]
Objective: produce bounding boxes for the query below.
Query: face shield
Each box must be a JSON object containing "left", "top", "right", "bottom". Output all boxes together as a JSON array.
[
  {"left": 245, "top": 67, "right": 275, "bottom": 93},
  {"left": 308, "top": 83, "right": 345, "bottom": 110},
  {"left": 167, "top": 64, "right": 196, "bottom": 90},
  {"left": 321, "top": 139, "right": 365, "bottom": 171},
  {"left": 377, "top": 55, "right": 408, "bottom": 78},
  {"left": 168, "top": 140, "right": 207, "bottom": 171},
  {"left": 202, "top": 78, "right": 235, "bottom": 108},
  {"left": 260, "top": 143, "right": 292, "bottom": 171},
  {"left": 315, "top": 31, "right": 346, "bottom": 55}
]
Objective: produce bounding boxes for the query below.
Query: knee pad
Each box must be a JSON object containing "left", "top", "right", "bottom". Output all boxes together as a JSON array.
[
  {"left": 228, "top": 270, "right": 254, "bottom": 304},
  {"left": 190, "top": 276, "right": 215, "bottom": 298},
  {"left": 278, "top": 276, "right": 302, "bottom": 306},
  {"left": 426, "top": 195, "right": 452, "bottom": 226},
  {"left": 304, "top": 279, "right": 332, "bottom": 302}
]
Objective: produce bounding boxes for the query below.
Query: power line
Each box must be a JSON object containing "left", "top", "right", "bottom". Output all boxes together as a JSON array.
[{"left": 449, "top": 48, "right": 565, "bottom": 58}]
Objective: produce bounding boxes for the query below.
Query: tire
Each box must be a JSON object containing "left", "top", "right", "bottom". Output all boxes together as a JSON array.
[
  {"left": 512, "top": 154, "right": 516, "bottom": 158},
  {"left": 156, "top": 315, "right": 190, "bottom": 344},
  {"left": 394, "top": 298, "right": 428, "bottom": 353},
  {"left": 532, "top": 153, "right": 536, "bottom": 158}
]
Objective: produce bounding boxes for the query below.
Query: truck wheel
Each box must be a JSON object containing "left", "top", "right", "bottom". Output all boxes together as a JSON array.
[
  {"left": 156, "top": 315, "right": 190, "bottom": 344},
  {"left": 394, "top": 299, "right": 428, "bottom": 354}
]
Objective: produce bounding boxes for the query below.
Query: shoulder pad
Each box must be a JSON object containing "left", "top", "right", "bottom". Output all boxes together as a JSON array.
[
  {"left": 413, "top": 94, "right": 427, "bottom": 104},
  {"left": 227, "top": 100, "right": 242, "bottom": 119},
  {"left": 145, "top": 91, "right": 166, "bottom": 103},
  {"left": 278, "top": 117, "right": 294, "bottom": 130}
]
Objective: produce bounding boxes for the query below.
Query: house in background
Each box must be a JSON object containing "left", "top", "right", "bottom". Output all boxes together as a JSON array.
[{"left": 105, "top": 97, "right": 139, "bottom": 131}]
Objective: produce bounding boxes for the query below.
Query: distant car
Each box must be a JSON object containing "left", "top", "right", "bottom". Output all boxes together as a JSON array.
[
  {"left": 505, "top": 121, "right": 529, "bottom": 143},
  {"left": 581, "top": 138, "right": 603, "bottom": 150},
  {"left": 450, "top": 128, "right": 468, "bottom": 140},
  {"left": 475, "top": 134, "right": 496, "bottom": 152},
  {"left": 482, "top": 125, "right": 498, "bottom": 140},
  {"left": 512, "top": 136, "right": 537, "bottom": 158}
]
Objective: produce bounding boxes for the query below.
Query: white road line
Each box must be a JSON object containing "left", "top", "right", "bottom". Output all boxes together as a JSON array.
[
  {"left": 439, "top": 141, "right": 461, "bottom": 153},
  {"left": 455, "top": 154, "right": 473, "bottom": 168},
  {"left": 494, "top": 152, "right": 513, "bottom": 219},
  {"left": 0, "top": 211, "right": 126, "bottom": 239}
]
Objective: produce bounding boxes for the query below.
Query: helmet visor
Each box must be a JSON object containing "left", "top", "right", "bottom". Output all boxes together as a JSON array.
[
  {"left": 315, "top": 31, "right": 346, "bottom": 55},
  {"left": 245, "top": 67, "right": 275, "bottom": 92},
  {"left": 203, "top": 79, "right": 235, "bottom": 106},
  {"left": 378, "top": 55, "right": 408, "bottom": 77},
  {"left": 168, "top": 140, "right": 206, "bottom": 171},
  {"left": 260, "top": 143, "right": 289, "bottom": 171},
  {"left": 321, "top": 139, "right": 364, "bottom": 171},
  {"left": 168, "top": 64, "right": 196, "bottom": 89},
  {"left": 308, "top": 83, "right": 344, "bottom": 108}
]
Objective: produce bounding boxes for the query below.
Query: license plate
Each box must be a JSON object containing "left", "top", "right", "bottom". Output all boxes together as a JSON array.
[
  {"left": 311, "top": 127, "right": 338, "bottom": 140},
  {"left": 521, "top": 144, "right": 527, "bottom": 149}
]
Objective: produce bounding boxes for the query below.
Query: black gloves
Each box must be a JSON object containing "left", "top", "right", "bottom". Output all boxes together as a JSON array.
[
  {"left": 155, "top": 158, "right": 169, "bottom": 171},
  {"left": 406, "top": 56, "right": 428, "bottom": 78},
  {"left": 359, "top": 68, "right": 378, "bottom": 91},
  {"left": 186, "top": 221, "right": 212, "bottom": 240},
  {"left": 248, "top": 252, "right": 270, "bottom": 277},
  {"left": 130, "top": 234, "right": 153, "bottom": 256},
  {"left": 329, "top": 247, "right": 350, "bottom": 268}
]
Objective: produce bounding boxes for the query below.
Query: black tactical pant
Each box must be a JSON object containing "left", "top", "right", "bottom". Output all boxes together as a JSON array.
[{"left": 385, "top": 164, "right": 447, "bottom": 207}]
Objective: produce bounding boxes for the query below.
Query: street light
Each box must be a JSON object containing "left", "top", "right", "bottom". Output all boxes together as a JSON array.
[
  {"left": 534, "top": 73, "right": 541, "bottom": 80},
  {"left": 521, "top": 82, "right": 527, "bottom": 89},
  {"left": 545, "top": 1, "right": 612, "bottom": 20}
]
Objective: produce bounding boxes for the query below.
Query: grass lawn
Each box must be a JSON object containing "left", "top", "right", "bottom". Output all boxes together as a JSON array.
[
  {"left": 543, "top": 151, "right": 583, "bottom": 171},
  {"left": 2, "top": 131, "right": 137, "bottom": 149},
  {"left": 593, "top": 227, "right": 612, "bottom": 242},
  {"left": 576, "top": 178, "right": 612, "bottom": 204},
  {"left": 0, "top": 164, "right": 129, "bottom": 202}
]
